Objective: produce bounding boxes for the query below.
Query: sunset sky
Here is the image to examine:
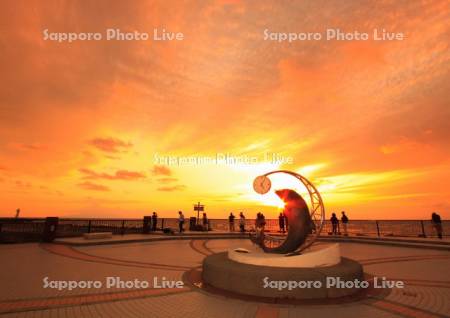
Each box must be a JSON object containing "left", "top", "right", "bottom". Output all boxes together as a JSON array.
[{"left": 0, "top": 0, "right": 449, "bottom": 219}]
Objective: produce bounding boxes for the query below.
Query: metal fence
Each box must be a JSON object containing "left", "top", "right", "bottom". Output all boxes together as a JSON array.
[
  {"left": 0, "top": 217, "right": 448, "bottom": 242},
  {"left": 56, "top": 219, "right": 145, "bottom": 236},
  {"left": 0, "top": 218, "right": 46, "bottom": 234},
  {"left": 320, "top": 220, "right": 441, "bottom": 237}
]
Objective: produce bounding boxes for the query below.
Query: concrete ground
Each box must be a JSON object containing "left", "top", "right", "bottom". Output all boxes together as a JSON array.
[{"left": 0, "top": 235, "right": 449, "bottom": 318}]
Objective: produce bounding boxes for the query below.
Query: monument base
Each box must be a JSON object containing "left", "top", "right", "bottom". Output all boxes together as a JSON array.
[
  {"left": 202, "top": 249, "right": 364, "bottom": 300},
  {"left": 228, "top": 243, "right": 341, "bottom": 267}
]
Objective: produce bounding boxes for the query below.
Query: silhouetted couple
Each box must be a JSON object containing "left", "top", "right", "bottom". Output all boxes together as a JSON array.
[{"left": 331, "top": 211, "right": 349, "bottom": 235}]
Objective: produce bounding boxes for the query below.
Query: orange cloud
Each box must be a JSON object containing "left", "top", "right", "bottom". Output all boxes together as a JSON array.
[
  {"left": 79, "top": 168, "right": 146, "bottom": 180},
  {"left": 89, "top": 138, "right": 133, "bottom": 153},
  {"left": 15, "top": 180, "right": 32, "bottom": 189},
  {"left": 10, "top": 143, "right": 47, "bottom": 151},
  {"left": 157, "top": 177, "right": 178, "bottom": 183},
  {"left": 157, "top": 185, "right": 186, "bottom": 192},
  {"left": 152, "top": 165, "right": 172, "bottom": 176},
  {"left": 78, "top": 182, "right": 110, "bottom": 192}
]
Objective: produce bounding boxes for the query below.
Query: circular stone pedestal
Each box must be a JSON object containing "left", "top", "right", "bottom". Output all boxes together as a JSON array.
[
  {"left": 229, "top": 243, "right": 341, "bottom": 268},
  {"left": 202, "top": 250, "right": 364, "bottom": 300}
]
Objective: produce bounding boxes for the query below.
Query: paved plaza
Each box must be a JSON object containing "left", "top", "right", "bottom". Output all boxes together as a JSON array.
[{"left": 0, "top": 235, "right": 449, "bottom": 318}]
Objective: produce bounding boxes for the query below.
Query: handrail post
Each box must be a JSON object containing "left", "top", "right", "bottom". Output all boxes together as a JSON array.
[
  {"left": 420, "top": 220, "right": 426, "bottom": 238},
  {"left": 376, "top": 220, "right": 380, "bottom": 237},
  {"left": 161, "top": 218, "right": 165, "bottom": 230},
  {"left": 87, "top": 220, "right": 91, "bottom": 233},
  {"left": 121, "top": 220, "right": 125, "bottom": 235}
]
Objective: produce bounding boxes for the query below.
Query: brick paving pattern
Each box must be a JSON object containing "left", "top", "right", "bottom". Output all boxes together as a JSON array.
[{"left": 0, "top": 236, "right": 448, "bottom": 318}]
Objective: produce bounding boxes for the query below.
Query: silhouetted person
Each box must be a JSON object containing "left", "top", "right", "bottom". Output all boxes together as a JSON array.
[
  {"left": 285, "top": 212, "right": 289, "bottom": 231},
  {"left": 341, "top": 211, "right": 349, "bottom": 236},
  {"left": 202, "top": 212, "right": 208, "bottom": 231},
  {"left": 254, "top": 212, "right": 266, "bottom": 245},
  {"left": 15, "top": 209, "right": 20, "bottom": 219},
  {"left": 239, "top": 212, "right": 246, "bottom": 232},
  {"left": 229, "top": 212, "right": 235, "bottom": 232},
  {"left": 431, "top": 212, "right": 443, "bottom": 239},
  {"left": 178, "top": 211, "right": 185, "bottom": 233},
  {"left": 152, "top": 212, "right": 158, "bottom": 231},
  {"left": 259, "top": 213, "right": 266, "bottom": 231},
  {"left": 330, "top": 213, "right": 339, "bottom": 235},
  {"left": 278, "top": 212, "right": 285, "bottom": 233},
  {"left": 253, "top": 213, "right": 259, "bottom": 230}
]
